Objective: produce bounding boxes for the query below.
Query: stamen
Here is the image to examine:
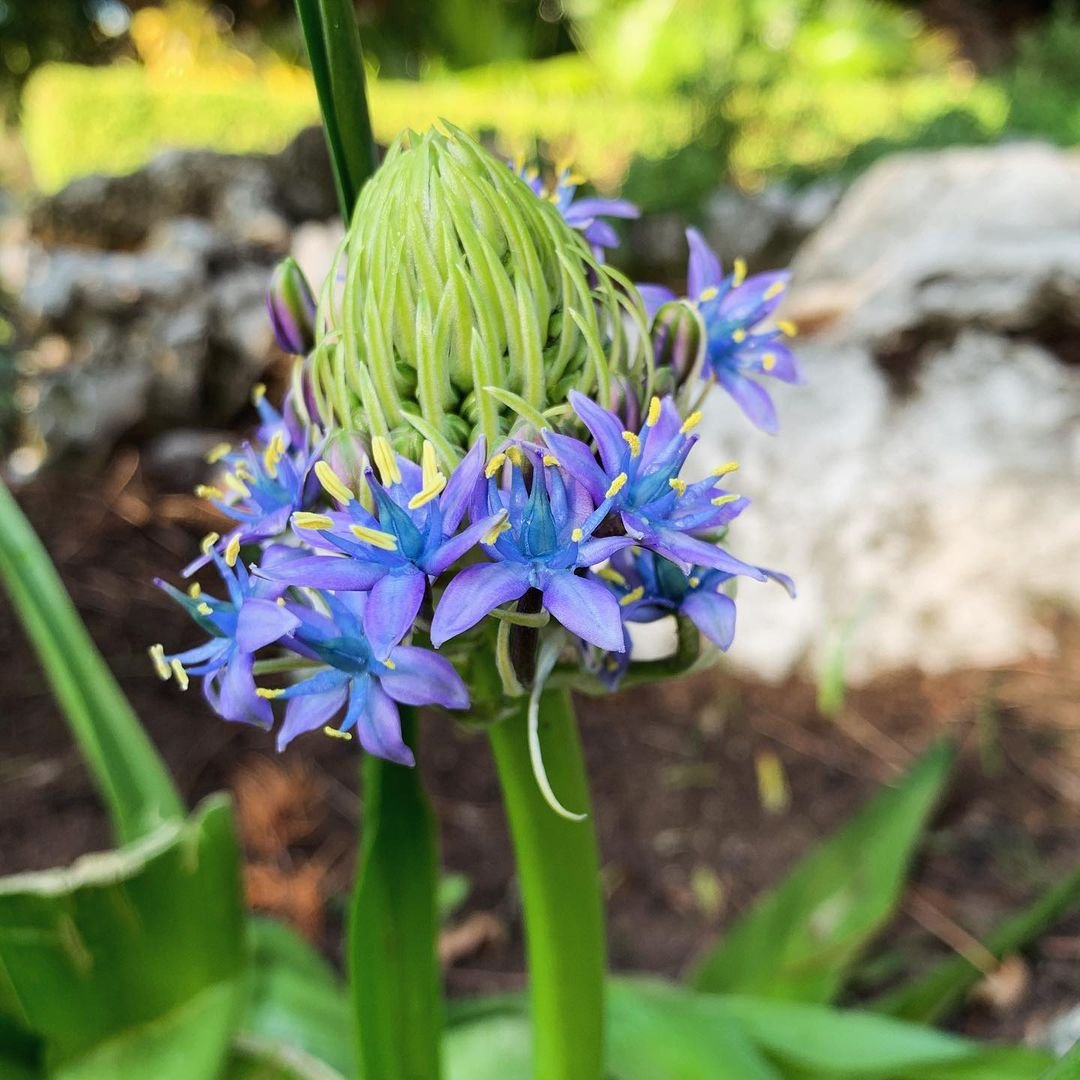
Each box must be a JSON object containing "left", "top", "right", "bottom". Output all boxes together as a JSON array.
[
  {"left": 777, "top": 319, "right": 798, "bottom": 336},
  {"left": 407, "top": 476, "right": 447, "bottom": 510},
  {"left": 323, "top": 726, "right": 353, "bottom": 741},
  {"left": 196, "top": 602, "right": 213, "bottom": 617},
  {"left": 276, "top": 597, "right": 286, "bottom": 606},
  {"left": 485, "top": 452, "right": 507, "bottom": 478},
  {"left": 596, "top": 566, "right": 626, "bottom": 586},
  {"left": 149, "top": 644, "right": 170, "bottom": 681},
  {"left": 732, "top": 329, "right": 747, "bottom": 343},
  {"left": 762, "top": 352, "right": 777, "bottom": 371},
  {"left": 605, "top": 472, "right": 628, "bottom": 499},
  {"left": 382, "top": 658, "right": 396, "bottom": 670},
  {"left": 200, "top": 532, "right": 220, "bottom": 555},
  {"left": 733, "top": 257, "right": 747, "bottom": 287},
  {"left": 764, "top": 281, "right": 785, "bottom": 300},
  {"left": 293, "top": 512, "right": 334, "bottom": 530},
  {"left": 506, "top": 445, "right": 524, "bottom": 467},
  {"left": 263, "top": 432, "right": 286, "bottom": 479},
  {"left": 314, "top": 460, "right": 354, "bottom": 505},
  {"left": 669, "top": 477, "right": 687, "bottom": 495},
  {"left": 194, "top": 484, "right": 223, "bottom": 500},
  {"left": 646, "top": 396, "right": 661, "bottom": 426},
  {"left": 699, "top": 286, "right": 719, "bottom": 302},
  {"left": 689, "top": 576, "right": 701, "bottom": 588},
  {"left": 349, "top": 523, "right": 399, "bottom": 551},
  {"left": 233, "top": 462, "right": 254, "bottom": 483},
  {"left": 619, "top": 586, "right": 645, "bottom": 607},
  {"left": 622, "top": 431, "right": 641, "bottom": 457},
  {"left": 421, "top": 440, "right": 445, "bottom": 491},
  {"left": 371, "top": 436, "right": 402, "bottom": 486},
  {"left": 251, "top": 383, "right": 267, "bottom": 404},
  {"left": 224, "top": 472, "right": 251, "bottom": 499},
  {"left": 680, "top": 411, "right": 703, "bottom": 434},
  {"left": 170, "top": 659, "right": 189, "bottom": 691},
  {"left": 224, "top": 534, "right": 241, "bottom": 567},
  {"left": 205, "top": 442, "right": 231, "bottom": 464},
  {"left": 256, "top": 687, "right": 285, "bottom": 699},
  {"left": 482, "top": 514, "right": 511, "bottom": 545},
  {"left": 570, "top": 527, "right": 584, "bottom": 542},
  {"left": 712, "top": 493, "right": 741, "bottom": 507},
  {"left": 542, "top": 453, "right": 561, "bottom": 468},
  {"left": 712, "top": 461, "right": 739, "bottom": 477},
  {"left": 187, "top": 583, "right": 202, "bottom": 598}
]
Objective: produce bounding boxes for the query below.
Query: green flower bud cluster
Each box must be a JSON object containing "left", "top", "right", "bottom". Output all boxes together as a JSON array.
[{"left": 308, "top": 124, "right": 653, "bottom": 462}]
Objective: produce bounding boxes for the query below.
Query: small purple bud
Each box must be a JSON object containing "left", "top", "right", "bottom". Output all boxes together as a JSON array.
[
  {"left": 651, "top": 300, "right": 704, "bottom": 389},
  {"left": 267, "top": 256, "right": 317, "bottom": 355},
  {"left": 608, "top": 375, "right": 642, "bottom": 432}
]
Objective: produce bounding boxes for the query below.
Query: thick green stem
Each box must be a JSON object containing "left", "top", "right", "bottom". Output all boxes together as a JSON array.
[
  {"left": 489, "top": 688, "right": 605, "bottom": 1080},
  {"left": 347, "top": 709, "right": 442, "bottom": 1080},
  {"left": 0, "top": 478, "right": 184, "bottom": 843},
  {"left": 294, "top": 0, "right": 379, "bottom": 220}
]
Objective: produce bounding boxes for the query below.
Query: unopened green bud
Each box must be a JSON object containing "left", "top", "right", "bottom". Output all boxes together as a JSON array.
[
  {"left": 267, "top": 256, "right": 317, "bottom": 355},
  {"left": 651, "top": 300, "right": 704, "bottom": 389},
  {"left": 310, "top": 124, "right": 652, "bottom": 459}
]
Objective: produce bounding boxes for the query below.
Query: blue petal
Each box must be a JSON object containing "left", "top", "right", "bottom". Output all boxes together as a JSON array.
[
  {"left": 541, "top": 430, "right": 608, "bottom": 502},
  {"left": 568, "top": 390, "right": 629, "bottom": 475},
  {"left": 255, "top": 554, "right": 385, "bottom": 592},
  {"left": 381, "top": 645, "right": 470, "bottom": 710},
  {"left": 210, "top": 653, "right": 272, "bottom": 729},
  {"left": 363, "top": 571, "right": 426, "bottom": 659},
  {"left": 430, "top": 561, "right": 530, "bottom": 646},
  {"left": 353, "top": 678, "right": 414, "bottom": 767},
  {"left": 440, "top": 436, "right": 486, "bottom": 533},
  {"left": 542, "top": 570, "right": 626, "bottom": 652},
  {"left": 681, "top": 589, "right": 737, "bottom": 650},
  {"left": 716, "top": 369, "right": 779, "bottom": 435},
  {"left": 637, "top": 284, "right": 677, "bottom": 320},
  {"left": 686, "top": 227, "right": 723, "bottom": 298},
  {"left": 235, "top": 597, "right": 302, "bottom": 654},
  {"left": 424, "top": 512, "right": 505, "bottom": 576},
  {"left": 277, "top": 678, "right": 349, "bottom": 750}
]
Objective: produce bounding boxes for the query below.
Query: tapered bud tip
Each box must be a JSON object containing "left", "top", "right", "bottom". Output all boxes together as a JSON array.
[
  {"left": 650, "top": 300, "right": 705, "bottom": 388},
  {"left": 267, "top": 256, "right": 317, "bottom": 355},
  {"left": 608, "top": 375, "right": 642, "bottom": 432}
]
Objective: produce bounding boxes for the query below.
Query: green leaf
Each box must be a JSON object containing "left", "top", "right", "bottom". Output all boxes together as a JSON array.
[
  {"left": 348, "top": 709, "right": 442, "bottom": 1080},
  {"left": 0, "top": 478, "right": 184, "bottom": 845},
  {"left": 242, "top": 919, "right": 354, "bottom": 1079},
  {"left": 874, "top": 865, "right": 1080, "bottom": 1024},
  {"left": 445, "top": 1014, "right": 533, "bottom": 1080},
  {"left": 0, "top": 796, "right": 245, "bottom": 1079},
  {"left": 691, "top": 742, "right": 954, "bottom": 1002},
  {"left": 1039, "top": 1042, "right": 1080, "bottom": 1080},
  {"left": 898, "top": 1047, "right": 1055, "bottom": 1080},
  {"left": 226, "top": 1035, "right": 347, "bottom": 1080}
]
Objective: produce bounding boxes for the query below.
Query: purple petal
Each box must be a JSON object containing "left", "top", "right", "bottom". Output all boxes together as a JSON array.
[
  {"left": 718, "top": 271, "right": 790, "bottom": 324},
  {"left": 276, "top": 669, "right": 350, "bottom": 750},
  {"left": 744, "top": 340, "right": 805, "bottom": 385},
  {"left": 440, "top": 437, "right": 486, "bottom": 533},
  {"left": 716, "top": 369, "right": 779, "bottom": 435},
  {"left": 381, "top": 645, "right": 469, "bottom": 710},
  {"left": 687, "top": 227, "right": 723, "bottom": 298},
  {"left": 425, "top": 512, "right": 505, "bottom": 576},
  {"left": 213, "top": 653, "right": 272, "bottom": 729},
  {"left": 577, "top": 535, "right": 635, "bottom": 566},
  {"left": 363, "top": 571, "right": 426, "bottom": 659},
  {"left": 430, "top": 561, "right": 530, "bottom": 646},
  {"left": 255, "top": 553, "right": 385, "bottom": 592},
  {"left": 681, "top": 590, "right": 737, "bottom": 650},
  {"left": 632, "top": 519, "right": 767, "bottom": 581},
  {"left": 353, "top": 678, "right": 414, "bottom": 766},
  {"left": 762, "top": 566, "right": 797, "bottom": 598},
  {"left": 568, "top": 389, "right": 630, "bottom": 474},
  {"left": 542, "top": 570, "right": 626, "bottom": 652},
  {"left": 569, "top": 196, "right": 640, "bottom": 221},
  {"left": 542, "top": 430, "right": 608, "bottom": 502},
  {"left": 235, "top": 598, "right": 302, "bottom": 654},
  {"left": 638, "top": 284, "right": 678, "bottom": 320}
]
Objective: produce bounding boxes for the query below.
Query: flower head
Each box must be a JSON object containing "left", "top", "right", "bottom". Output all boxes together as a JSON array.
[
  {"left": 151, "top": 548, "right": 301, "bottom": 728},
  {"left": 640, "top": 228, "right": 804, "bottom": 434},
  {"left": 272, "top": 591, "right": 469, "bottom": 764},
  {"left": 430, "top": 446, "right": 632, "bottom": 652}
]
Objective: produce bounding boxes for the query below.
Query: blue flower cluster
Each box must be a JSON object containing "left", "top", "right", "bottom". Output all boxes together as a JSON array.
[{"left": 153, "top": 169, "right": 800, "bottom": 766}]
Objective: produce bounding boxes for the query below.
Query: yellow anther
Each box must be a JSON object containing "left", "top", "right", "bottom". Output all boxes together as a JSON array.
[
  {"left": 195, "top": 484, "right": 223, "bottom": 501},
  {"left": 233, "top": 461, "right": 254, "bottom": 483},
  {"left": 256, "top": 687, "right": 285, "bottom": 699},
  {"left": 323, "top": 726, "right": 353, "bottom": 741},
  {"left": 485, "top": 452, "right": 507, "bottom": 478},
  {"left": 407, "top": 476, "right": 447, "bottom": 510},
  {"left": 620, "top": 586, "right": 645, "bottom": 607},
  {"left": 732, "top": 329, "right": 747, "bottom": 343},
  {"left": 689, "top": 576, "right": 701, "bottom": 588},
  {"left": 224, "top": 534, "right": 241, "bottom": 567},
  {"left": 712, "top": 493, "right": 741, "bottom": 507},
  {"left": 200, "top": 532, "right": 220, "bottom": 555},
  {"left": 263, "top": 432, "right": 286, "bottom": 479},
  {"left": 596, "top": 566, "right": 626, "bottom": 587},
  {"left": 680, "top": 411, "right": 703, "bottom": 435},
  {"left": 605, "top": 472, "right": 628, "bottom": 499},
  {"left": 506, "top": 445, "right": 524, "bottom": 467},
  {"left": 622, "top": 431, "right": 641, "bottom": 457},
  {"left": 777, "top": 319, "right": 798, "bottom": 337},
  {"left": 170, "top": 659, "right": 189, "bottom": 691},
  {"left": 224, "top": 471, "right": 251, "bottom": 499},
  {"left": 764, "top": 281, "right": 786, "bottom": 300},
  {"left": 196, "top": 602, "right": 213, "bottom": 617},
  {"left": 699, "top": 286, "right": 719, "bottom": 302},
  {"left": 646, "top": 396, "right": 661, "bottom": 426},
  {"left": 712, "top": 461, "right": 739, "bottom": 477},
  {"left": 762, "top": 352, "right": 777, "bottom": 371},
  {"left": 187, "top": 582, "right": 202, "bottom": 598},
  {"left": 669, "top": 477, "right": 687, "bottom": 496},
  {"left": 252, "top": 383, "right": 267, "bottom": 404},
  {"left": 542, "top": 453, "right": 561, "bottom": 468},
  {"left": 421, "top": 440, "right": 445, "bottom": 491},
  {"left": 571, "top": 527, "right": 584, "bottom": 543},
  {"left": 293, "top": 512, "right": 334, "bottom": 530},
  {"left": 733, "top": 258, "right": 747, "bottom": 287},
  {"left": 382, "top": 658, "right": 396, "bottom": 670},
  {"left": 206, "top": 442, "right": 231, "bottom": 464},
  {"left": 371, "top": 436, "right": 402, "bottom": 486},
  {"left": 149, "top": 644, "right": 170, "bottom": 681},
  {"left": 276, "top": 597, "right": 286, "bottom": 606},
  {"left": 349, "top": 523, "right": 399, "bottom": 551},
  {"left": 315, "top": 460, "right": 354, "bottom": 505},
  {"left": 482, "top": 514, "right": 511, "bottom": 545}
]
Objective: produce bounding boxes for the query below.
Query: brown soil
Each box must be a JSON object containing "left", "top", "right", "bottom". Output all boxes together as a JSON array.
[{"left": 1, "top": 452, "right": 1077, "bottom": 1048}]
